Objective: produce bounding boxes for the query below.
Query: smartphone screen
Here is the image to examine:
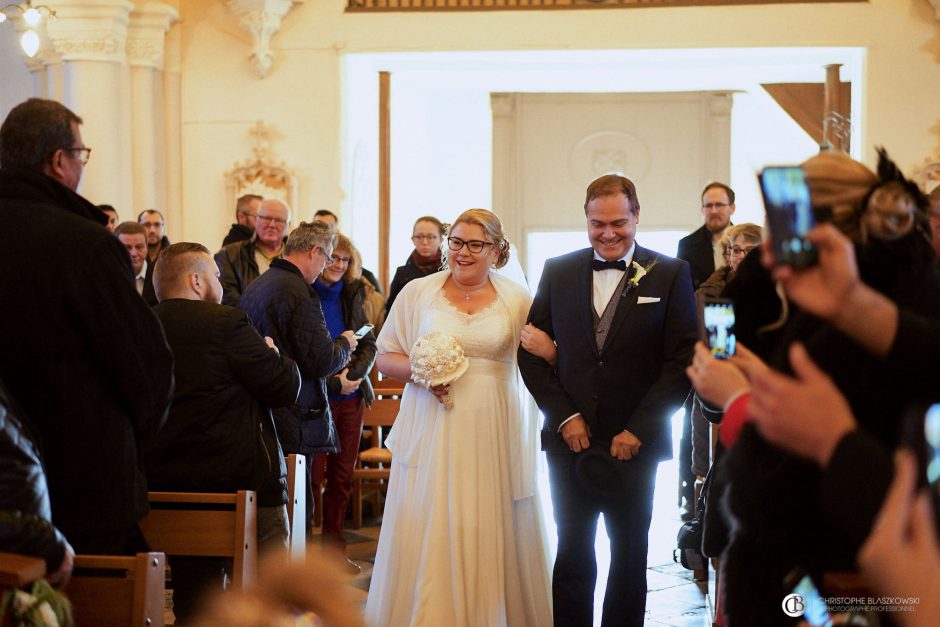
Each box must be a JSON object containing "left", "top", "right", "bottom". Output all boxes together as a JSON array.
[
  {"left": 792, "top": 575, "right": 833, "bottom": 627},
  {"left": 700, "top": 298, "right": 736, "bottom": 359},
  {"left": 759, "top": 166, "right": 818, "bottom": 268},
  {"left": 353, "top": 323, "right": 374, "bottom": 339}
]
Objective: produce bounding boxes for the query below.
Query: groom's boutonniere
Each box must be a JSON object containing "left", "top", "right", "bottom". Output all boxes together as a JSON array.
[{"left": 623, "top": 259, "right": 658, "bottom": 296}]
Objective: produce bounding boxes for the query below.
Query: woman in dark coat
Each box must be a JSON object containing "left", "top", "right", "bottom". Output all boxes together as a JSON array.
[
  {"left": 311, "top": 233, "right": 377, "bottom": 565},
  {"left": 714, "top": 149, "right": 940, "bottom": 625},
  {"left": 386, "top": 216, "right": 445, "bottom": 313}
]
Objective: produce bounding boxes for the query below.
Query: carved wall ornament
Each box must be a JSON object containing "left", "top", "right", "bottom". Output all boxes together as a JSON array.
[
  {"left": 225, "top": 0, "right": 303, "bottom": 79},
  {"left": 225, "top": 120, "right": 299, "bottom": 213}
]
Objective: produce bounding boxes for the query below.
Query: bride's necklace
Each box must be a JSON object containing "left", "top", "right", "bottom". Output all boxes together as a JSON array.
[{"left": 454, "top": 281, "right": 487, "bottom": 300}]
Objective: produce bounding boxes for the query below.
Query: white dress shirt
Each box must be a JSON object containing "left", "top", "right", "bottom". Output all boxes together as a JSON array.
[{"left": 134, "top": 259, "right": 148, "bottom": 296}]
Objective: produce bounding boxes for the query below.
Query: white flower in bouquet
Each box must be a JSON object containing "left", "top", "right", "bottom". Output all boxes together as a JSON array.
[{"left": 409, "top": 332, "right": 469, "bottom": 409}]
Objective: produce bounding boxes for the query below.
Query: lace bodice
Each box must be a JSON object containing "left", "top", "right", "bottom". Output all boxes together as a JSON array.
[{"left": 418, "top": 290, "right": 514, "bottom": 362}]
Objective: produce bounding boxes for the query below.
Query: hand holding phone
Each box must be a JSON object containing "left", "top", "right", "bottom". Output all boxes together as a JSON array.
[
  {"left": 696, "top": 295, "right": 736, "bottom": 359},
  {"left": 759, "top": 166, "right": 818, "bottom": 268},
  {"left": 353, "top": 323, "right": 374, "bottom": 339}
]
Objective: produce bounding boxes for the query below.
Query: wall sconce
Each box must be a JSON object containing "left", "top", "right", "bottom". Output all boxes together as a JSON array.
[{"left": 0, "top": 1, "right": 56, "bottom": 58}]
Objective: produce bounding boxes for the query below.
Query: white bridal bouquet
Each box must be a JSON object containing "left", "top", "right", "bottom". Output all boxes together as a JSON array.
[{"left": 409, "top": 332, "right": 469, "bottom": 409}]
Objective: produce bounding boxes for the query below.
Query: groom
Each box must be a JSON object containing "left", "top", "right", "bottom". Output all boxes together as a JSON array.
[{"left": 519, "top": 174, "right": 696, "bottom": 626}]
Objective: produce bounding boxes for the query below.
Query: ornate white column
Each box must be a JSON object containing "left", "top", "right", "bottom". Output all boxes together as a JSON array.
[
  {"left": 226, "top": 0, "right": 302, "bottom": 79},
  {"left": 44, "top": 0, "right": 134, "bottom": 207},
  {"left": 127, "top": 2, "right": 178, "bottom": 217}
]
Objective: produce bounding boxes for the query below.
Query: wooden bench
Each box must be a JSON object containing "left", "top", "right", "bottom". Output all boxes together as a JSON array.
[
  {"left": 285, "top": 453, "right": 306, "bottom": 561},
  {"left": 0, "top": 550, "right": 166, "bottom": 627},
  {"left": 139, "top": 490, "right": 257, "bottom": 591}
]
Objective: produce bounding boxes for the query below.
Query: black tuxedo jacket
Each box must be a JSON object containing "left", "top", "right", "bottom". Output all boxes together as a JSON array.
[
  {"left": 676, "top": 224, "right": 717, "bottom": 291},
  {"left": 519, "top": 245, "right": 697, "bottom": 461}
]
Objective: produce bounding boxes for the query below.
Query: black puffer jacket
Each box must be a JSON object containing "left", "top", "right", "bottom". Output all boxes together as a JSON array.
[
  {"left": 238, "top": 259, "right": 352, "bottom": 455},
  {"left": 146, "top": 300, "right": 301, "bottom": 507},
  {"left": 0, "top": 382, "right": 68, "bottom": 572}
]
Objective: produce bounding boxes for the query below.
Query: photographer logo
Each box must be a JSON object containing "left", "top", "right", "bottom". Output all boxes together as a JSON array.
[{"left": 782, "top": 593, "right": 805, "bottom": 618}]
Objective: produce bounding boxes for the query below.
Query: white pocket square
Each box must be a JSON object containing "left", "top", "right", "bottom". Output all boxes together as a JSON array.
[{"left": 637, "top": 297, "right": 660, "bottom": 304}]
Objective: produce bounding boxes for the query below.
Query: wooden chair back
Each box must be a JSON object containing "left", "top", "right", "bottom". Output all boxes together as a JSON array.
[
  {"left": 351, "top": 396, "right": 401, "bottom": 528},
  {"left": 139, "top": 490, "right": 257, "bottom": 591},
  {"left": 67, "top": 552, "right": 166, "bottom": 627}
]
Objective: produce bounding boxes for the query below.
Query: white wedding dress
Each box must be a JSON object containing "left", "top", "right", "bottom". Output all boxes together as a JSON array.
[{"left": 364, "top": 272, "right": 553, "bottom": 627}]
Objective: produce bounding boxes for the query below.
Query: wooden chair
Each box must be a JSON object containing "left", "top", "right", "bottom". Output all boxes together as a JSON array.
[
  {"left": 350, "top": 396, "right": 401, "bottom": 528},
  {"left": 68, "top": 553, "right": 166, "bottom": 627},
  {"left": 285, "top": 453, "right": 306, "bottom": 561},
  {"left": 0, "top": 550, "right": 166, "bottom": 627},
  {"left": 139, "top": 490, "right": 257, "bottom": 591}
]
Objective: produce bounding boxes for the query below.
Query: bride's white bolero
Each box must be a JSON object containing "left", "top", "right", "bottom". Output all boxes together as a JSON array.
[{"left": 376, "top": 268, "right": 541, "bottom": 501}]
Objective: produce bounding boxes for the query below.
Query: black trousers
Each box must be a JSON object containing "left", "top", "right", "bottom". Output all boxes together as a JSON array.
[{"left": 547, "top": 452, "right": 658, "bottom": 627}]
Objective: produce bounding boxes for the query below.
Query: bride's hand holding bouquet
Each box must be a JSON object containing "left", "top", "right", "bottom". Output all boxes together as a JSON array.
[{"left": 409, "top": 332, "right": 469, "bottom": 409}]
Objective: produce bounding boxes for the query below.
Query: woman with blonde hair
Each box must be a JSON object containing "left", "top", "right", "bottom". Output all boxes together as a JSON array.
[
  {"left": 310, "top": 232, "right": 377, "bottom": 568},
  {"left": 365, "top": 209, "right": 552, "bottom": 626}
]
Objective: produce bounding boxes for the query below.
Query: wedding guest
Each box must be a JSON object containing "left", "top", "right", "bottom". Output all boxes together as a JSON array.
[
  {"left": 115, "top": 221, "right": 158, "bottom": 306},
  {"left": 385, "top": 216, "right": 445, "bottom": 313},
  {"left": 222, "top": 194, "right": 262, "bottom": 247},
  {"left": 238, "top": 221, "right": 357, "bottom": 538},
  {"left": 98, "top": 204, "right": 118, "bottom": 232},
  {"left": 216, "top": 198, "right": 291, "bottom": 306},
  {"left": 366, "top": 209, "right": 552, "bottom": 626},
  {"left": 138, "top": 208, "right": 170, "bottom": 265},
  {"left": 0, "top": 97, "right": 173, "bottom": 555},
  {"left": 310, "top": 233, "right": 376, "bottom": 571},
  {"left": 313, "top": 209, "right": 383, "bottom": 295},
  {"left": 689, "top": 149, "right": 940, "bottom": 625}
]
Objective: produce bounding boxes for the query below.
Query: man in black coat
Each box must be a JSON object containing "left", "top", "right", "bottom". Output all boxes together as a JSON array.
[
  {"left": 222, "top": 193, "right": 262, "bottom": 247},
  {"left": 519, "top": 175, "right": 696, "bottom": 627},
  {"left": 675, "top": 181, "right": 736, "bottom": 517},
  {"left": 146, "top": 242, "right": 301, "bottom": 621},
  {"left": 0, "top": 98, "right": 174, "bottom": 555},
  {"left": 238, "top": 221, "right": 358, "bottom": 536},
  {"left": 677, "top": 182, "right": 736, "bottom": 290}
]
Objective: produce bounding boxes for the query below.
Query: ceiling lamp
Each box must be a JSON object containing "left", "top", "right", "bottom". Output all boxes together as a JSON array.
[{"left": 0, "top": 1, "right": 56, "bottom": 58}]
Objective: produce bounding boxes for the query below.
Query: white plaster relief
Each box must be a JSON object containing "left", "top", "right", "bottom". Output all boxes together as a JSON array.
[{"left": 226, "top": 0, "right": 302, "bottom": 79}]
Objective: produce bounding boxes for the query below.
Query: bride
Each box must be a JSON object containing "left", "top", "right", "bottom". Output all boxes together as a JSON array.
[{"left": 364, "top": 209, "right": 553, "bottom": 626}]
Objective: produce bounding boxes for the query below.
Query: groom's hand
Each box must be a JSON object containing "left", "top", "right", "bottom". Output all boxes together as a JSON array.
[
  {"left": 561, "top": 415, "right": 591, "bottom": 453},
  {"left": 611, "top": 430, "right": 641, "bottom": 460}
]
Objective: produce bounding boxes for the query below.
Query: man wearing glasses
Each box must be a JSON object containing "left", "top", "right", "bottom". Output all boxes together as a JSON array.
[
  {"left": 678, "top": 182, "right": 737, "bottom": 291},
  {"left": 239, "top": 221, "right": 360, "bottom": 538},
  {"left": 215, "top": 198, "right": 291, "bottom": 306},
  {"left": 0, "top": 98, "right": 173, "bottom": 555},
  {"left": 138, "top": 209, "right": 171, "bottom": 266},
  {"left": 675, "top": 181, "right": 736, "bottom": 521}
]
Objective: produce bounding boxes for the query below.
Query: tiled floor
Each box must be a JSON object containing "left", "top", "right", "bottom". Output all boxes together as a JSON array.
[{"left": 340, "top": 415, "right": 713, "bottom": 626}]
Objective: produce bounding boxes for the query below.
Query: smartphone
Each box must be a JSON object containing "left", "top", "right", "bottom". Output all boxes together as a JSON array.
[
  {"left": 786, "top": 573, "right": 833, "bottom": 627},
  {"left": 697, "top": 295, "right": 736, "bottom": 359},
  {"left": 759, "top": 166, "right": 818, "bottom": 268},
  {"left": 902, "top": 402, "right": 940, "bottom": 518},
  {"left": 353, "top": 323, "right": 374, "bottom": 339}
]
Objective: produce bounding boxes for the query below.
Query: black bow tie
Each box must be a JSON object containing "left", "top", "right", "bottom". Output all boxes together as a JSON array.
[{"left": 592, "top": 259, "right": 626, "bottom": 272}]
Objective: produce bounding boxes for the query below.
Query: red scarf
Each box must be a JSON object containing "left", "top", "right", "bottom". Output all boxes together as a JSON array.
[{"left": 410, "top": 249, "right": 442, "bottom": 275}]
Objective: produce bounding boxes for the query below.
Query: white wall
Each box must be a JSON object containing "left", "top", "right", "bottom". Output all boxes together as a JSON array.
[
  {"left": 174, "top": 0, "right": 940, "bottom": 277},
  {"left": 2, "top": 0, "right": 937, "bottom": 275}
]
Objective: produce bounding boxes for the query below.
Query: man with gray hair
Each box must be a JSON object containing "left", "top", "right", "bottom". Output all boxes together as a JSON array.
[
  {"left": 0, "top": 97, "right": 173, "bottom": 555},
  {"left": 238, "top": 221, "right": 359, "bottom": 537},
  {"left": 216, "top": 197, "right": 291, "bottom": 306}
]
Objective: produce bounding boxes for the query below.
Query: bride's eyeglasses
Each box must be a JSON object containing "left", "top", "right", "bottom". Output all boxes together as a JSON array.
[{"left": 447, "top": 237, "right": 493, "bottom": 254}]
